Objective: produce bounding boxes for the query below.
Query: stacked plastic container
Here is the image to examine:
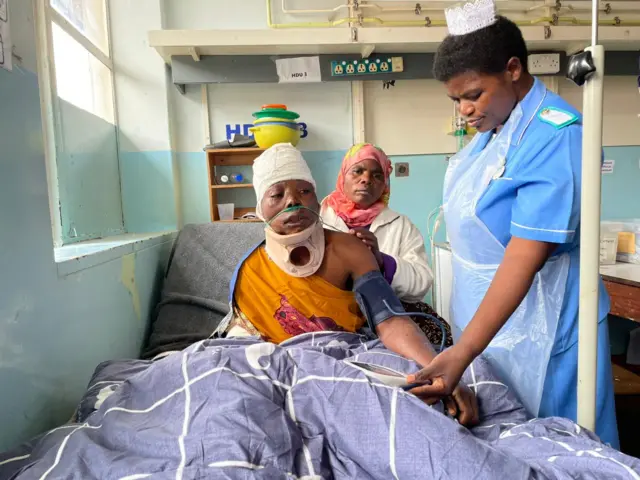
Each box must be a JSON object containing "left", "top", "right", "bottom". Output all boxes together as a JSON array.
[{"left": 249, "top": 104, "right": 302, "bottom": 148}]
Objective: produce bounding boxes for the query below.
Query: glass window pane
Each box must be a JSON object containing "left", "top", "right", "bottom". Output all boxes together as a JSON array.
[
  {"left": 52, "top": 22, "right": 114, "bottom": 124},
  {"left": 50, "top": 0, "right": 108, "bottom": 54}
]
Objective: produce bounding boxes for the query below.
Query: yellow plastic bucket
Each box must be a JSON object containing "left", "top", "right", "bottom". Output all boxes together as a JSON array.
[{"left": 250, "top": 123, "right": 301, "bottom": 148}]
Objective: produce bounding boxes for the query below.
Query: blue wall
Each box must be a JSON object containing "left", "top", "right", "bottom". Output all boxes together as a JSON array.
[
  {"left": 0, "top": 26, "right": 174, "bottom": 451},
  {"left": 119, "top": 150, "right": 178, "bottom": 234},
  {"left": 601, "top": 146, "right": 640, "bottom": 221},
  {"left": 57, "top": 99, "right": 124, "bottom": 243}
]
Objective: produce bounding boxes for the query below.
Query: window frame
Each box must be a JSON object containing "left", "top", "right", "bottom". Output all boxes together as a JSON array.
[{"left": 35, "top": 0, "right": 120, "bottom": 247}]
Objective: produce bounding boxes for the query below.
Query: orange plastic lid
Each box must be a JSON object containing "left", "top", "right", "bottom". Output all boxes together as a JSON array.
[{"left": 262, "top": 104, "right": 287, "bottom": 111}]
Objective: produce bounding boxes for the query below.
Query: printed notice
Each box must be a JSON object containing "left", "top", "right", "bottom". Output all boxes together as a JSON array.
[
  {"left": 0, "top": 0, "right": 11, "bottom": 72},
  {"left": 275, "top": 56, "right": 321, "bottom": 83},
  {"left": 602, "top": 159, "right": 614, "bottom": 174}
]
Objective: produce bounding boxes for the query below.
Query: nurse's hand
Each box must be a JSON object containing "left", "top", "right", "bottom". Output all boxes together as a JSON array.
[
  {"left": 349, "top": 228, "right": 384, "bottom": 267},
  {"left": 407, "top": 344, "right": 475, "bottom": 404}
]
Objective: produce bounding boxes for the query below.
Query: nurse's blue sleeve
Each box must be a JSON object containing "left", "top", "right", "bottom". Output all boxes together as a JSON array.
[{"left": 510, "top": 126, "right": 582, "bottom": 244}]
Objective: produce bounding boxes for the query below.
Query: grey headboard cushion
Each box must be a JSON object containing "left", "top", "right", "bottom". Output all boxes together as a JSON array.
[{"left": 143, "top": 222, "right": 265, "bottom": 359}]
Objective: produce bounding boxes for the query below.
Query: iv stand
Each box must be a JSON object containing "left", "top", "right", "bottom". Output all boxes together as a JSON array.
[{"left": 575, "top": 0, "right": 605, "bottom": 431}]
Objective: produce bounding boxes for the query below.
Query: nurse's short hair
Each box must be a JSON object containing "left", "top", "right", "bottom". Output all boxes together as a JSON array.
[{"left": 433, "top": 15, "right": 529, "bottom": 82}]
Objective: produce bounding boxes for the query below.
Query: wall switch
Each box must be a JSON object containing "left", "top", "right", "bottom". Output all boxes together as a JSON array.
[
  {"left": 391, "top": 57, "right": 404, "bottom": 73},
  {"left": 395, "top": 162, "right": 409, "bottom": 177},
  {"left": 528, "top": 53, "right": 561, "bottom": 75}
]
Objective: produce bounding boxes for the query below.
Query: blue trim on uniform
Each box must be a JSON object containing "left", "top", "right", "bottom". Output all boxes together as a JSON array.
[
  {"left": 228, "top": 240, "right": 266, "bottom": 304},
  {"left": 510, "top": 222, "right": 576, "bottom": 244}
]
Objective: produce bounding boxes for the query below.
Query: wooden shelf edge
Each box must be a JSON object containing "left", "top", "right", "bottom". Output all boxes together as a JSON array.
[
  {"left": 204, "top": 147, "right": 265, "bottom": 154},
  {"left": 612, "top": 363, "right": 640, "bottom": 396},
  {"left": 211, "top": 183, "right": 254, "bottom": 190}
]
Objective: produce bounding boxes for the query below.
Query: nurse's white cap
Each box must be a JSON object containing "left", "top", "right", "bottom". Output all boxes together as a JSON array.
[{"left": 445, "top": 0, "right": 497, "bottom": 36}]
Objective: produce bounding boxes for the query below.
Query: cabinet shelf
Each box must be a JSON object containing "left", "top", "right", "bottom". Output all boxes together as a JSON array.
[
  {"left": 206, "top": 149, "right": 262, "bottom": 222},
  {"left": 211, "top": 183, "right": 254, "bottom": 190}
]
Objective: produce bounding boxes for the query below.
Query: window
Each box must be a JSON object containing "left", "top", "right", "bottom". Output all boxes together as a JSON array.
[{"left": 37, "top": 0, "right": 125, "bottom": 247}]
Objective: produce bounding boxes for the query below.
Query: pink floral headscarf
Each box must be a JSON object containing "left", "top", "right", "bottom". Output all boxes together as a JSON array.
[{"left": 323, "top": 143, "right": 392, "bottom": 228}]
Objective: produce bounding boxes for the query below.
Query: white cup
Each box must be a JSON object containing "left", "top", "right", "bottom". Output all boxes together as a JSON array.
[{"left": 217, "top": 203, "right": 234, "bottom": 221}]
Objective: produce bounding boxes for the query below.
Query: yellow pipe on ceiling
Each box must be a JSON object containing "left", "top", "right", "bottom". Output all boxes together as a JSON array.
[{"left": 266, "top": 0, "right": 640, "bottom": 29}]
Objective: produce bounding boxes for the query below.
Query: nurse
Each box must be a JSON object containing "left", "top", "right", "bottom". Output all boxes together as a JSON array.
[{"left": 408, "top": 1, "right": 619, "bottom": 448}]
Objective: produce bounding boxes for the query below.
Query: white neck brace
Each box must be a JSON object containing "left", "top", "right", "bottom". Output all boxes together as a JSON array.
[{"left": 264, "top": 221, "right": 325, "bottom": 277}]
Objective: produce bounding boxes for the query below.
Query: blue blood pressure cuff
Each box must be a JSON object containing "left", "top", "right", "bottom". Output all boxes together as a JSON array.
[{"left": 354, "top": 270, "right": 405, "bottom": 331}]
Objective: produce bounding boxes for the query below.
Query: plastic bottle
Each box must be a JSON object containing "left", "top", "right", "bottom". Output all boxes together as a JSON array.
[{"left": 229, "top": 173, "right": 244, "bottom": 184}]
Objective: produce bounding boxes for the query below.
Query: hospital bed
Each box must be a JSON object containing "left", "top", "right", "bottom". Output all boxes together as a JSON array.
[{"left": 1, "top": 222, "right": 639, "bottom": 479}]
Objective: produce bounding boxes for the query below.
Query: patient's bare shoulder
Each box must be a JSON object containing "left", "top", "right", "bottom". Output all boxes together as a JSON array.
[
  {"left": 325, "top": 229, "right": 363, "bottom": 251},
  {"left": 325, "top": 229, "right": 378, "bottom": 276}
]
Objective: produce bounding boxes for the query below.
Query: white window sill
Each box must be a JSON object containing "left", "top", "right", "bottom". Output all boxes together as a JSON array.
[{"left": 55, "top": 231, "right": 178, "bottom": 276}]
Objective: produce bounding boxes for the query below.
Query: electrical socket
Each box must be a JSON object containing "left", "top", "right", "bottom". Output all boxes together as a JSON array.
[
  {"left": 395, "top": 162, "right": 409, "bottom": 177},
  {"left": 528, "top": 53, "right": 561, "bottom": 75}
]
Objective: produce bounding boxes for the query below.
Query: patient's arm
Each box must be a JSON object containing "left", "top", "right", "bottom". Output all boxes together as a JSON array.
[
  {"left": 339, "top": 234, "right": 436, "bottom": 366},
  {"left": 375, "top": 316, "right": 437, "bottom": 366},
  {"left": 340, "top": 235, "right": 479, "bottom": 426}
]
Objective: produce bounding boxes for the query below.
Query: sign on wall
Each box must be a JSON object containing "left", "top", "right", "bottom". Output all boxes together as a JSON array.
[
  {"left": 225, "top": 122, "right": 309, "bottom": 141},
  {"left": 275, "top": 56, "right": 321, "bottom": 84},
  {"left": 602, "top": 159, "right": 615, "bottom": 174}
]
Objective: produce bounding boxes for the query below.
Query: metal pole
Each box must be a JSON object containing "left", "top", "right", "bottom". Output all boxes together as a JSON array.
[
  {"left": 577, "top": 0, "right": 604, "bottom": 431},
  {"left": 591, "top": 0, "right": 598, "bottom": 45}
]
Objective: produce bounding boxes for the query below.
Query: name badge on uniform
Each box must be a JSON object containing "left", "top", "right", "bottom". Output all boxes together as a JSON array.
[{"left": 538, "top": 107, "right": 579, "bottom": 129}]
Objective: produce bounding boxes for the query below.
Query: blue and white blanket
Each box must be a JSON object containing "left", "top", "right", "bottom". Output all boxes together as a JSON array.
[{"left": 1, "top": 332, "right": 639, "bottom": 479}]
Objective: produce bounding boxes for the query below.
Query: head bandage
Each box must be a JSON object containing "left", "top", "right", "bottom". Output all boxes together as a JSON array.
[
  {"left": 253, "top": 143, "right": 316, "bottom": 220},
  {"left": 445, "top": 0, "right": 496, "bottom": 36}
]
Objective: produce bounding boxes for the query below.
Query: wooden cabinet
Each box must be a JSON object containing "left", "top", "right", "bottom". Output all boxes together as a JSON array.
[
  {"left": 603, "top": 280, "right": 640, "bottom": 324},
  {"left": 601, "top": 266, "right": 640, "bottom": 399},
  {"left": 206, "top": 147, "right": 264, "bottom": 222}
]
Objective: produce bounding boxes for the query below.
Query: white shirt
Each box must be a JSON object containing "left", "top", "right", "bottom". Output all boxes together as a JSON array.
[{"left": 321, "top": 204, "right": 433, "bottom": 303}]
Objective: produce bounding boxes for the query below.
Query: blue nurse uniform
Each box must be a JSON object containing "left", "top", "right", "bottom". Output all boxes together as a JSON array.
[{"left": 473, "top": 78, "right": 619, "bottom": 449}]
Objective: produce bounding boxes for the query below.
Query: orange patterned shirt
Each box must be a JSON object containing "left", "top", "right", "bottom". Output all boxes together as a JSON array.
[{"left": 233, "top": 246, "right": 365, "bottom": 343}]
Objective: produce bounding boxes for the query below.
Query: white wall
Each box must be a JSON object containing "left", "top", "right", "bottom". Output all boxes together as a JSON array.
[
  {"left": 363, "top": 76, "right": 640, "bottom": 154},
  {"left": 163, "top": 0, "right": 345, "bottom": 30},
  {"left": 559, "top": 76, "right": 640, "bottom": 147},
  {"left": 110, "top": 0, "right": 171, "bottom": 152},
  {"left": 364, "top": 79, "right": 456, "bottom": 155},
  {"left": 164, "top": 0, "right": 267, "bottom": 29}
]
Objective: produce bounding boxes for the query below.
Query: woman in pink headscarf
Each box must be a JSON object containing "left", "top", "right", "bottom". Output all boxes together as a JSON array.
[{"left": 321, "top": 143, "right": 452, "bottom": 347}]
